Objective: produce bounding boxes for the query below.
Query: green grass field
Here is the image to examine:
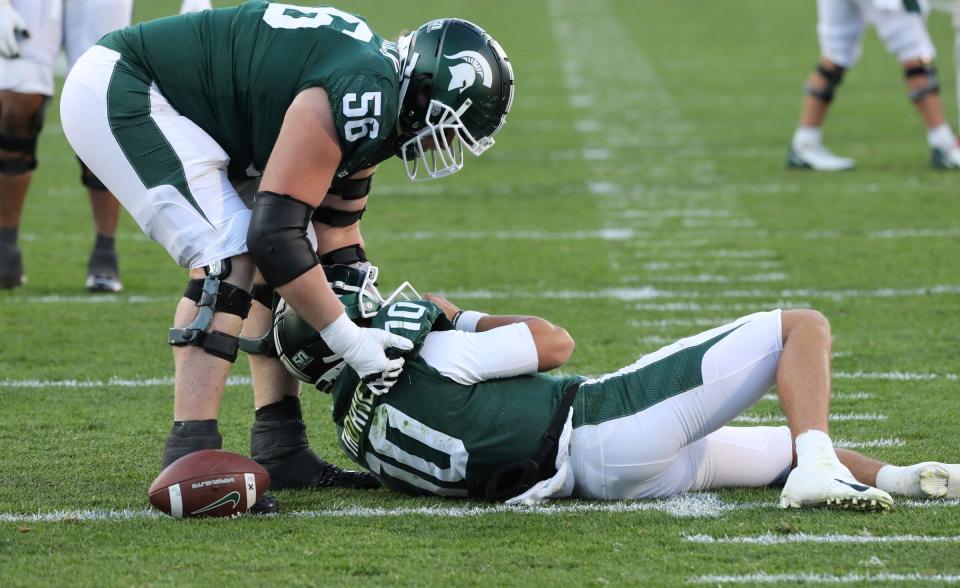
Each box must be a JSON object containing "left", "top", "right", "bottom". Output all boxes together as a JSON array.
[{"left": 2, "top": 0, "right": 960, "bottom": 585}]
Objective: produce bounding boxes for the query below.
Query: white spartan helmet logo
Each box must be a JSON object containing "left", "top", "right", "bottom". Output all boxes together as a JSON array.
[{"left": 444, "top": 51, "right": 493, "bottom": 94}]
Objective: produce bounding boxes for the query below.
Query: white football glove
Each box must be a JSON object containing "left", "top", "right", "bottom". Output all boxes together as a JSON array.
[
  {"left": 320, "top": 313, "right": 413, "bottom": 384},
  {"left": 179, "top": 0, "right": 212, "bottom": 15},
  {"left": 363, "top": 360, "right": 405, "bottom": 396},
  {"left": 0, "top": 0, "right": 29, "bottom": 59}
]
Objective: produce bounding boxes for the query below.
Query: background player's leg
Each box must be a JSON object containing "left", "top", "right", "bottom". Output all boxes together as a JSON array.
[
  {"left": 955, "top": 0, "right": 960, "bottom": 134},
  {"left": 65, "top": 0, "right": 133, "bottom": 291},
  {"left": 872, "top": 6, "right": 960, "bottom": 167},
  {"left": 0, "top": 91, "right": 45, "bottom": 288},
  {"left": 0, "top": 0, "right": 62, "bottom": 288},
  {"left": 899, "top": 57, "right": 960, "bottom": 168},
  {"left": 83, "top": 183, "right": 122, "bottom": 291},
  {"left": 788, "top": 0, "right": 861, "bottom": 171}
]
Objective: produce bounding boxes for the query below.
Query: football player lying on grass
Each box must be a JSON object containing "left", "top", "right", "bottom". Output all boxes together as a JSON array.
[{"left": 274, "top": 264, "right": 959, "bottom": 510}]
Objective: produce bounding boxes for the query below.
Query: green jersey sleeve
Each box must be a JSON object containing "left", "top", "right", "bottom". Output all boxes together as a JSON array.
[{"left": 299, "top": 48, "right": 401, "bottom": 180}]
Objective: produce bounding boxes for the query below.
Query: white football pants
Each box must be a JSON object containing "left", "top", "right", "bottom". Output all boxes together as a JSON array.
[{"left": 0, "top": 0, "right": 132, "bottom": 95}]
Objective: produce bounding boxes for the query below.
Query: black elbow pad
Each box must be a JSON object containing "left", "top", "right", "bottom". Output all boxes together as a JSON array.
[{"left": 247, "top": 191, "right": 320, "bottom": 288}]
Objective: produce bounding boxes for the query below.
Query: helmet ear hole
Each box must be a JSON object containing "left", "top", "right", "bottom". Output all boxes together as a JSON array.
[{"left": 415, "top": 75, "right": 433, "bottom": 108}]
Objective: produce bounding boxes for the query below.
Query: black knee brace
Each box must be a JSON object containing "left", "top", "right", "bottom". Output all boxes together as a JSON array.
[
  {"left": 168, "top": 260, "right": 252, "bottom": 362},
  {"left": 806, "top": 63, "right": 846, "bottom": 104},
  {"left": 327, "top": 175, "right": 372, "bottom": 200},
  {"left": 311, "top": 205, "right": 366, "bottom": 227},
  {"left": 78, "top": 157, "right": 108, "bottom": 190},
  {"left": 238, "top": 284, "right": 279, "bottom": 357},
  {"left": 319, "top": 244, "right": 367, "bottom": 266},
  {"left": 0, "top": 97, "right": 48, "bottom": 175},
  {"left": 905, "top": 63, "right": 940, "bottom": 103}
]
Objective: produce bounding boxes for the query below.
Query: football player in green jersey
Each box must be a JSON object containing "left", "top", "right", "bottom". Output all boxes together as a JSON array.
[
  {"left": 58, "top": 2, "right": 515, "bottom": 492},
  {"left": 276, "top": 265, "right": 960, "bottom": 511}
]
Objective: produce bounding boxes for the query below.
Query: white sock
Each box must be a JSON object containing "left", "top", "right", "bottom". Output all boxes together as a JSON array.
[
  {"left": 793, "top": 126, "right": 822, "bottom": 149},
  {"left": 927, "top": 124, "right": 954, "bottom": 149},
  {"left": 794, "top": 429, "right": 841, "bottom": 468},
  {"left": 876, "top": 462, "right": 956, "bottom": 497}
]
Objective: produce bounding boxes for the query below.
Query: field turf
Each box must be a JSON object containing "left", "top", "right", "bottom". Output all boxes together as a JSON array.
[{"left": 2, "top": 1, "right": 959, "bottom": 585}]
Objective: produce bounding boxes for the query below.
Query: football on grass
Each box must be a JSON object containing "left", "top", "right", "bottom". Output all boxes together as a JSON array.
[{"left": 148, "top": 450, "right": 270, "bottom": 518}]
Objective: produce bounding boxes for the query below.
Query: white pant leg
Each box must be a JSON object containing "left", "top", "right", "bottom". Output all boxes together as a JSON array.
[
  {"left": 570, "top": 310, "right": 783, "bottom": 499},
  {"left": 685, "top": 426, "right": 793, "bottom": 492},
  {"left": 0, "top": 0, "right": 63, "bottom": 94},
  {"left": 818, "top": 0, "right": 867, "bottom": 67},
  {"left": 63, "top": 0, "right": 132, "bottom": 70},
  {"left": 61, "top": 46, "right": 251, "bottom": 269},
  {"left": 869, "top": 2, "right": 936, "bottom": 62}
]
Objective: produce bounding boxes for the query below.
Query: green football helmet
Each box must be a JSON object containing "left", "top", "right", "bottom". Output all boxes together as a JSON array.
[
  {"left": 273, "top": 263, "right": 420, "bottom": 391},
  {"left": 396, "top": 18, "right": 515, "bottom": 180}
]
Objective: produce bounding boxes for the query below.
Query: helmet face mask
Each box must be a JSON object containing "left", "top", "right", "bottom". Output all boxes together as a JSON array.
[
  {"left": 396, "top": 18, "right": 514, "bottom": 181},
  {"left": 326, "top": 263, "right": 383, "bottom": 320}
]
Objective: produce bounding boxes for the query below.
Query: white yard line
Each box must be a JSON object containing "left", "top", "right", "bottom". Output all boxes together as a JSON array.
[
  {"left": 0, "top": 294, "right": 178, "bottom": 304},
  {"left": 733, "top": 413, "right": 887, "bottom": 424},
  {"left": 3, "top": 370, "right": 953, "bottom": 391},
  {"left": 626, "top": 273, "right": 788, "bottom": 284},
  {"left": 630, "top": 318, "right": 737, "bottom": 328},
  {"left": 0, "top": 493, "right": 732, "bottom": 522},
  {"left": 5, "top": 494, "right": 960, "bottom": 523},
  {"left": 687, "top": 573, "right": 960, "bottom": 584},
  {"left": 444, "top": 285, "right": 960, "bottom": 302},
  {"left": 762, "top": 392, "right": 872, "bottom": 402},
  {"left": 7, "top": 285, "right": 960, "bottom": 306},
  {"left": 685, "top": 532, "right": 960, "bottom": 545},
  {"left": 0, "top": 375, "right": 252, "bottom": 389},
  {"left": 835, "top": 371, "right": 954, "bottom": 381},
  {"left": 383, "top": 229, "right": 644, "bottom": 241},
  {"left": 832, "top": 438, "right": 905, "bottom": 449}
]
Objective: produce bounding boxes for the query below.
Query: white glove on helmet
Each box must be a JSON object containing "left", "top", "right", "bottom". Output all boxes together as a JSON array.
[{"left": 320, "top": 313, "right": 414, "bottom": 385}]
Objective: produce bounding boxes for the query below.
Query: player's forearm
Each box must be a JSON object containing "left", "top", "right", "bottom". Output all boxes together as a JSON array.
[
  {"left": 274, "top": 264, "right": 346, "bottom": 331},
  {"left": 474, "top": 315, "right": 574, "bottom": 371}
]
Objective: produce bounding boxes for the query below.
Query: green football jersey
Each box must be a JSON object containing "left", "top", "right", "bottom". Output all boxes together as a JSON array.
[
  {"left": 99, "top": 2, "right": 400, "bottom": 184},
  {"left": 330, "top": 300, "right": 584, "bottom": 498}
]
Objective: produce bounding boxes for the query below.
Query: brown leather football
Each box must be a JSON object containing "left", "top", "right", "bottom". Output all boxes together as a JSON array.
[{"left": 148, "top": 450, "right": 270, "bottom": 518}]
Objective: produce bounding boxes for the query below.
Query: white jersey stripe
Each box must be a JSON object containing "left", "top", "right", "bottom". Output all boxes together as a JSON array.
[
  {"left": 244, "top": 473, "right": 256, "bottom": 510},
  {"left": 168, "top": 485, "right": 183, "bottom": 519}
]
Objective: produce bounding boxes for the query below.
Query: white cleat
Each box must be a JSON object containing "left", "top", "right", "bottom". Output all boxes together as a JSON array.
[
  {"left": 930, "top": 144, "right": 960, "bottom": 169},
  {"left": 913, "top": 462, "right": 960, "bottom": 499},
  {"left": 780, "top": 462, "right": 892, "bottom": 512},
  {"left": 787, "top": 142, "right": 855, "bottom": 171}
]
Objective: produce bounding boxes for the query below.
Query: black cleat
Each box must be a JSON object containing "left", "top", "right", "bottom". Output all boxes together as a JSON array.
[
  {"left": 251, "top": 396, "right": 380, "bottom": 490},
  {"left": 249, "top": 494, "right": 280, "bottom": 515},
  {"left": 161, "top": 420, "right": 223, "bottom": 469},
  {"left": 86, "top": 247, "right": 122, "bottom": 292},
  {"left": 258, "top": 445, "right": 380, "bottom": 490},
  {"left": 0, "top": 243, "right": 25, "bottom": 289}
]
